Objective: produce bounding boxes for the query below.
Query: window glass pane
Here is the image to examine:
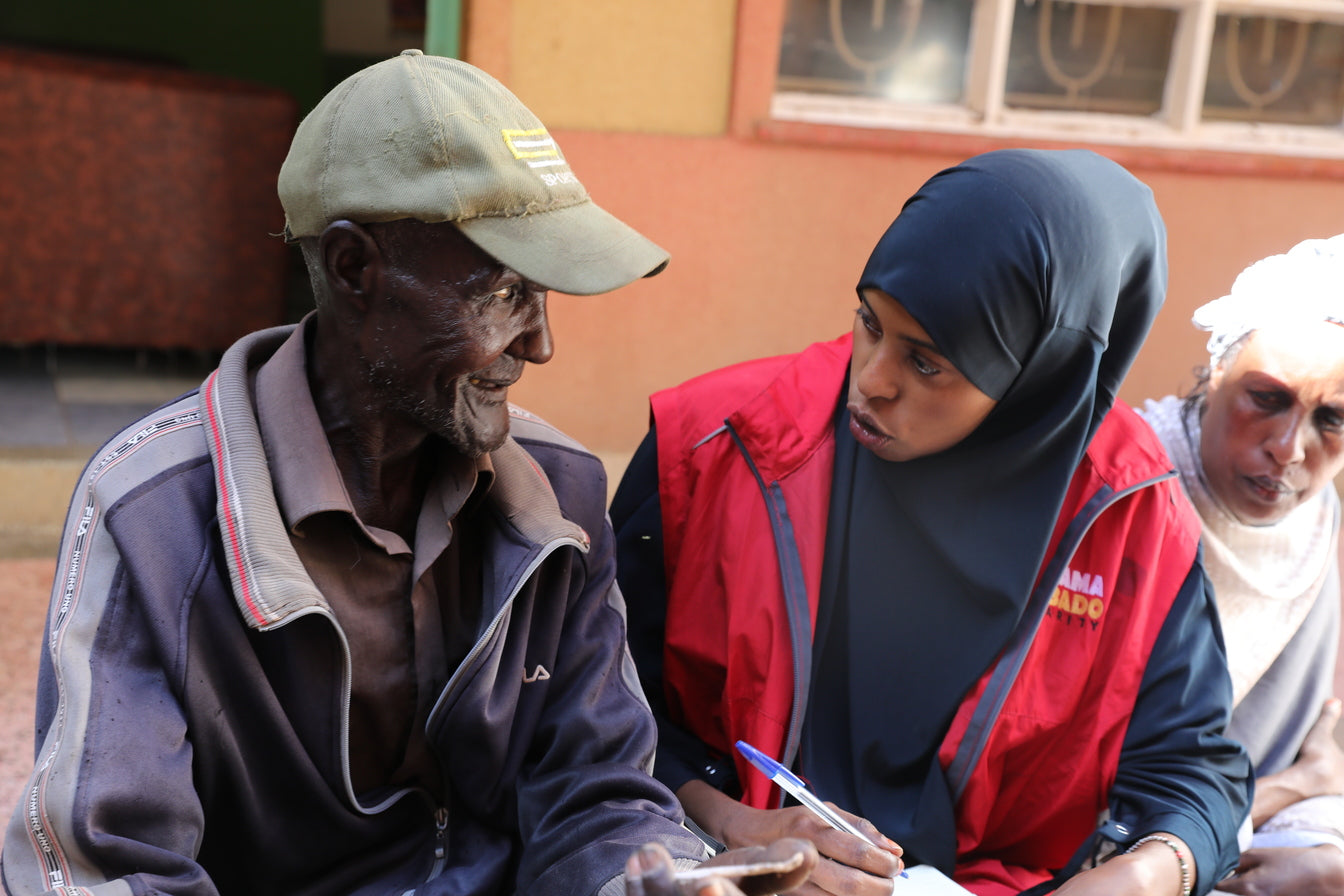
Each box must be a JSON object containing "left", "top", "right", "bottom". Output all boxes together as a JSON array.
[
  {"left": 1203, "top": 16, "right": 1344, "bottom": 126},
  {"left": 776, "top": 0, "right": 975, "bottom": 104},
  {"left": 1005, "top": 1, "right": 1176, "bottom": 115}
]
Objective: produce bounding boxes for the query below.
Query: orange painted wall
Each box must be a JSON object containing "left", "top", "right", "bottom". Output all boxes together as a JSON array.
[{"left": 467, "top": 1, "right": 1344, "bottom": 475}]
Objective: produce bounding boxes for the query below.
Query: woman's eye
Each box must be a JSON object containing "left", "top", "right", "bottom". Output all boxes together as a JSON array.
[
  {"left": 1316, "top": 408, "right": 1344, "bottom": 434},
  {"left": 911, "top": 353, "right": 939, "bottom": 376},
  {"left": 855, "top": 306, "right": 880, "bottom": 335},
  {"left": 1249, "top": 390, "right": 1287, "bottom": 411}
]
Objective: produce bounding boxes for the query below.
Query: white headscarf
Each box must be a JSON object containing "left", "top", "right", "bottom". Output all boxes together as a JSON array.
[
  {"left": 1144, "top": 233, "right": 1344, "bottom": 706},
  {"left": 1193, "top": 234, "right": 1344, "bottom": 366}
]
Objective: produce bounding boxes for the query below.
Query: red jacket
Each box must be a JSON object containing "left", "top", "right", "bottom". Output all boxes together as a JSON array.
[{"left": 651, "top": 335, "right": 1211, "bottom": 894}]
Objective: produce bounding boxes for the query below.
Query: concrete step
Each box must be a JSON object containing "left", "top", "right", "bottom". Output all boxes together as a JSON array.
[
  {"left": 0, "top": 345, "right": 212, "bottom": 560},
  {"left": 0, "top": 450, "right": 84, "bottom": 559}
]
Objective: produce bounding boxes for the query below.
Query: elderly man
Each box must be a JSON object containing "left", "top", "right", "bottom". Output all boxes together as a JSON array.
[{"left": 0, "top": 51, "right": 813, "bottom": 896}]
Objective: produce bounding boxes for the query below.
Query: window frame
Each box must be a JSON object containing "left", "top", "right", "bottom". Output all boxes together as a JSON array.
[{"left": 733, "top": 0, "right": 1344, "bottom": 174}]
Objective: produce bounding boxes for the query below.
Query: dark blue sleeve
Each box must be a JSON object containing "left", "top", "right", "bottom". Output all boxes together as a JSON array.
[
  {"left": 1108, "top": 548, "right": 1252, "bottom": 894},
  {"left": 610, "top": 426, "right": 741, "bottom": 799}
]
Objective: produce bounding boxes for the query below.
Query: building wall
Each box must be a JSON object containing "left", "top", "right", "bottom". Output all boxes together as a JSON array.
[
  {"left": 6, "top": 1, "right": 1342, "bottom": 472},
  {"left": 466, "top": 0, "right": 1344, "bottom": 474},
  {"left": 0, "top": 0, "right": 324, "bottom": 110}
]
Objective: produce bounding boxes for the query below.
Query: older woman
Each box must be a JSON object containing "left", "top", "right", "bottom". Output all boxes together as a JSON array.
[{"left": 1141, "top": 236, "right": 1344, "bottom": 896}]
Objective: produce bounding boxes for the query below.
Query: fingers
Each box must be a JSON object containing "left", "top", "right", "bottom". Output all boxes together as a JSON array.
[
  {"left": 663, "top": 840, "right": 820, "bottom": 896},
  {"left": 811, "top": 831, "right": 904, "bottom": 880},
  {"left": 834, "top": 805, "right": 904, "bottom": 860},
  {"left": 807, "top": 807, "right": 904, "bottom": 880},
  {"left": 809, "top": 853, "right": 907, "bottom": 896},
  {"left": 1234, "top": 848, "right": 1266, "bottom": 873},
  {"left": 734, "top": 839, "right": 820, "bottom": 896},
  {"left": 847, "top": 811, "right": 905, "bottom": 874},
  {"left": 628, "top": 844, "right": 747, "bottom": 896},
  {"left": 626, "top": 843, "right": 678, "bottom": 896},
  {"left": 722, "top": 806, "right": 903, "bottom": 893},
  {"left": 1219, "top": 849, "right": 1275, "bottom": 896}
]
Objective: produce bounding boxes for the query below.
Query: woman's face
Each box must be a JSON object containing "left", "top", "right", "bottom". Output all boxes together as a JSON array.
[
  {"left": 847, "top": 289, "right": 998, "bottom": 462},
  {"left": 1200, "top": 321, "right": 1344, "bottom": 525}
]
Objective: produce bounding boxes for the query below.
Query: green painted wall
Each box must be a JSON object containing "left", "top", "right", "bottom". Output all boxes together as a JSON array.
[{"left": 0, "top": 1, "right": 324, "bottom": 112}]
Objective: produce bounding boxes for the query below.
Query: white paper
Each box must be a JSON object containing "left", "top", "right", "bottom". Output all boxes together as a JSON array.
[{"left": 897, "top": 865, "right": 975, "bottom": 894}]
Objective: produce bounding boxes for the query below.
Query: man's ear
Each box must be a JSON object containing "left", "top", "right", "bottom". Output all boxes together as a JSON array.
[{"left": 319, "top": 220, "right": 381, "bottom": 309}]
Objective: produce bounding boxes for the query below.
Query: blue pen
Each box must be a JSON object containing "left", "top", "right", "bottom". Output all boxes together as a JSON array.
[{"left": 735, "top": 739, "right": 908, "bottom": 879}]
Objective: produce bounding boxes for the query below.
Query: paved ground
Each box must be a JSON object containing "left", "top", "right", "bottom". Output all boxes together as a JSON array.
[{"left": 0, "top": 558, "right": 54, "bottom": 845}]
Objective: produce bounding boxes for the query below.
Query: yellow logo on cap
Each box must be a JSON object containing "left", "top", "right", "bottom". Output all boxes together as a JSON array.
[{"left": 502, "top": 128, "right": 561, "bottom": 164}]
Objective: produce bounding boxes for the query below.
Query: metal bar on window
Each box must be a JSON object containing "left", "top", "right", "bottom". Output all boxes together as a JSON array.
[
  {"left": 768, "top": 0, "right": 1344, "bottom": 156},
  {"left": 967, "top": 0, "right": 1016, "bottom": 121},
  {"left": 1166, "top": 0, "right": 1218, "bottom": 132},
  {"left": 1218, "top": 0, "right": 1344, "bottom": 23}
]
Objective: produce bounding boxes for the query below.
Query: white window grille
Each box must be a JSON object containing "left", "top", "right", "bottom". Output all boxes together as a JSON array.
[{"left": 773, "top": 0, "right": 1344, "bottom": 157}]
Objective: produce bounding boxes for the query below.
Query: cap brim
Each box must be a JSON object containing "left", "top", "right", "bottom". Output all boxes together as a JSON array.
[{"left": 456, "top": 200, "right": 669, "bottom": 296}]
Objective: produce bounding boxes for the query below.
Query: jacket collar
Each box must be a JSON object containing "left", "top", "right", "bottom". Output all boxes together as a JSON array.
[
  {"left": 724, "top": 334, "right": 852, "bottom": 483},
  {"left": 202, "top": 324, "right": 585, "bottom": 630}
]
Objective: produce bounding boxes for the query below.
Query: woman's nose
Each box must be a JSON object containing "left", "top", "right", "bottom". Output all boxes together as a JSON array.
[
  {"left": 856, "top": 351, "right": 899, "bottom": 401},
  {"left": 1265, "top": 412, "right": 1307, "bottom": 467}
]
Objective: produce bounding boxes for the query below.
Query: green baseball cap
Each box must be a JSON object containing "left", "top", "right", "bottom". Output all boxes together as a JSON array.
[{"left": 278, "top": 50, "right": 669, "bottom": 295}]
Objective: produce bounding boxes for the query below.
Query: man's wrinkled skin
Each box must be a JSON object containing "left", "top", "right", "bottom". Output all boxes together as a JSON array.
[
  {"left": 626, "top": 839, "right": 820, "bottom": 896},
  {"left": 304, "top": 218, "right": 553, "bottom": 537}
]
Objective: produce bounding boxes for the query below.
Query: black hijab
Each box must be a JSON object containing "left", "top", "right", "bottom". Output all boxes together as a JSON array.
[{"left": 802, "top": 149, "right": 1167, "bottom": 869}]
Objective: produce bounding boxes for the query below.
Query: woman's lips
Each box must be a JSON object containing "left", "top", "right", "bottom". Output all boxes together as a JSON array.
[
  {"left": 848, "top": 406, "right": 892, "bottom": 453},
  {"left": 1243, "top": 473, "right": 1293, "bottom": 503}
]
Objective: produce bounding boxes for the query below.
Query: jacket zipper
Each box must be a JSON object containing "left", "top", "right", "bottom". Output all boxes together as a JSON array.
[
  {"left": 430, "top": 806, "right": 449, "bottom": 876},
  {"left": 429, "top": 538, "right": 581, "bottom": 723},
  {"left": 725, "top": 423, "right": 813, "bottom": 798},
  {"left": 397, "top": 806, "right": 449, "bottom": 896},
  {"left": 408, "top": 537, "right": 585, "bottom": 892},
  {"left": 944, "top": 471, "right": 1177, "bottom": 800}
]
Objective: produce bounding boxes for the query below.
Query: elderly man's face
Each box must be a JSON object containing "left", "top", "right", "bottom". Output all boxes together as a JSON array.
[
  {"left": 1200, "top": 321, "right": 1344, "bottom": 525},
  {"left": 359, "top": 221, "right": 553, "bottom": 457}
]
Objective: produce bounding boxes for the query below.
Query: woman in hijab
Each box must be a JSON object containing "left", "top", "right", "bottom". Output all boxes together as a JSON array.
[
  {"left": 1141, "top": 236, "right": 1344, "bottom": 896},
  {"left": 611, "top": 149, "right": 1251, "bottom": 896}
]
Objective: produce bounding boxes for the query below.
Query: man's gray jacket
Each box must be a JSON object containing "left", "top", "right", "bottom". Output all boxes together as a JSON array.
[{"left": 1, "top": 325, "right": 704, "bottom": 896}]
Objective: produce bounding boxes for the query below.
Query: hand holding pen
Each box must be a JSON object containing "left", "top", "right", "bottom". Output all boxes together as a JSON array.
[{"left": 735, "top": 740, "right": 908, "bottom": 892}]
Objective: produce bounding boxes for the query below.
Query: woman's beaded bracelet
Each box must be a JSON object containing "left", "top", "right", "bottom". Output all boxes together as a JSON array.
[{"left": 1125, "top": 834, "right": 1192, "bottom": 896}]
